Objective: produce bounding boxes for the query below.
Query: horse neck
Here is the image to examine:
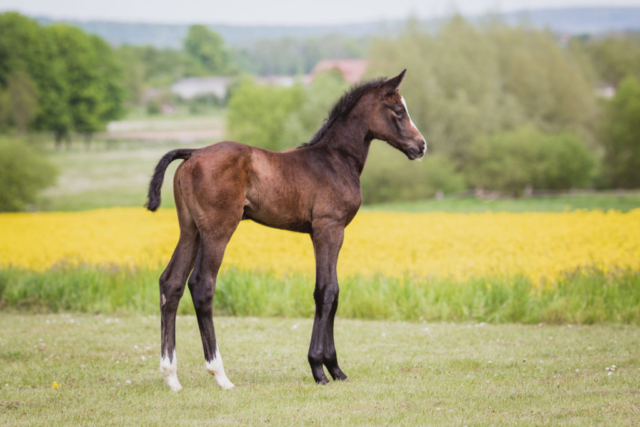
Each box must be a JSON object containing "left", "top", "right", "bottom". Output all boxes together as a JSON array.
[{"left": 319, "top": 115, "right": 372, "bottom": 177}]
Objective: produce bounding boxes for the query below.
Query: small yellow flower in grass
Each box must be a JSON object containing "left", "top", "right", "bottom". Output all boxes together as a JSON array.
[{"left": 52, "top": 381, "right": 59, "bottom": 389}]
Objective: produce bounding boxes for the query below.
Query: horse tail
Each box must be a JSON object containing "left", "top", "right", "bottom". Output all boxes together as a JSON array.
[{"left": 146, "top": 149, "right": 195, "bottom": 212}]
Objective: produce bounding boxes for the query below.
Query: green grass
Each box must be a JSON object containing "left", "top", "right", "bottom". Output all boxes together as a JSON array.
[
  {"left": 32, "top": 135, "right": 640, "bottom": 212},
  {"left": 39, "top": 141, "right": 183, "bottom": 211},
  {"left": 2, "top": 267, "right": 639, "bottom": 324},
  {"left": 365, "top": 192, "right": 640, "bottom": 213},
  {"left": 1, "top": 313, "right": 638, "bottom": 425}
]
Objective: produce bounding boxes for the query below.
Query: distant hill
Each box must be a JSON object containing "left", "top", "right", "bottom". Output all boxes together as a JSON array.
[{"left": 34, "top": 7, "right": 640, "bottom": 48}]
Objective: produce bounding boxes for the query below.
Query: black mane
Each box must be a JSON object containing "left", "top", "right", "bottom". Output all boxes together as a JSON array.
[{"left": 298, "top": 77, "right": 387, "bottom": 148}]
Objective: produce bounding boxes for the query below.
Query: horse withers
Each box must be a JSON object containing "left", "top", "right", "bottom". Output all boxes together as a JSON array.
[{"left": 146, "top": 69, "right": 426, "bottom": 390}]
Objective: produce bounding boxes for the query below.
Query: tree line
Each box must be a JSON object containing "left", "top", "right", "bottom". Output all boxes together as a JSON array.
[
  {"left": 0, "top": 13, "right": 125, "bottom": 146},
  {"left": 227, "top": 16, "right": 640, "bottom": 197}
]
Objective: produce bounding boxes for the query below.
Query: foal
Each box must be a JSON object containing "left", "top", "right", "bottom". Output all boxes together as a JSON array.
[{"left": 146, "top": 69, "right": 425, "bottom": 390}]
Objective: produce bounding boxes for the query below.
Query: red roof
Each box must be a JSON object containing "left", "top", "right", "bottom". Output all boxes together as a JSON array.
[{"left": 311, "top": 59, "right": 369, "bottom": 84}]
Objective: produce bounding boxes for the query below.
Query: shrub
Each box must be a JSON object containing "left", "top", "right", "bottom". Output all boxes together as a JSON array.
[
  {"left": 361, "top": 144, "right": 466, "bottom": 204},
  {"left": 226, "top": 78, "right": 305, "bottom": 151},
  {"left": 465, "top": 128, "right": 595, "bottom": 195},
  {"left": 0, "top": 138, "right": 58, "bottom": 211},
  {"left": 600, "top": 75, "right": 640, "bottom": 188}
]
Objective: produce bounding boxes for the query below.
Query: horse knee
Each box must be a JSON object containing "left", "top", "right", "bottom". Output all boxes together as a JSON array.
[
  {"left": 160, "top": 278, "right": 185, "bottom": 310},
  {"left": 313, "top": 284, "right": 339, "bottom": 306}
]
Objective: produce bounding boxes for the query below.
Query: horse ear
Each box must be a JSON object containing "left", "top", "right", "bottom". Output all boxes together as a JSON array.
[{"left": 379, "top": 69, "right": 407, "bottom": 97}]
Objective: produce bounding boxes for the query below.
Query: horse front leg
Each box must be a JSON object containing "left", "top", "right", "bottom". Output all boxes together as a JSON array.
[{"left": 308, "top": 222, "right": 347, "bottom": 384}]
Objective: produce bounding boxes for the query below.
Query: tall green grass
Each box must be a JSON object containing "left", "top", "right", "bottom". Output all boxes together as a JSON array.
[{"left": 1, "top": 266, "right": 639, "bottom": 324}]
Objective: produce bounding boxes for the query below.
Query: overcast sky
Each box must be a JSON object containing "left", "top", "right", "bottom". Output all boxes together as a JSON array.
[{"left": 1, "top": 0, "right": 640, "bottom": 25}]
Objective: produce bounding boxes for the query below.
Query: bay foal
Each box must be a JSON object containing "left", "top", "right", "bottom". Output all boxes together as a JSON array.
[{"left": 146, "top": 70, "right": 426, "bottom": 390}]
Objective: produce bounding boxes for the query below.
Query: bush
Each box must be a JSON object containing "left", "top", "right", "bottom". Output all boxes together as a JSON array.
[
  {"left": 465, "top": 128, "right": 595, "bottom": 195},
  {"left": 600, "top": 75, "right": 640, "bottom": 188},
  {"left": 226, "top": 78, "right": 305, "bottom": 151},
  {"left": 361, "top": 144, "right": 466, "bottom": 204},
  {"left": 0, "top": 138, "right": 58, "bottom": 211}
]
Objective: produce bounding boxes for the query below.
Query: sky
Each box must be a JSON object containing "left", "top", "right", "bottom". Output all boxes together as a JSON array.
[{"left": 1, "top": 0, "right": 640, "bottom": 25}]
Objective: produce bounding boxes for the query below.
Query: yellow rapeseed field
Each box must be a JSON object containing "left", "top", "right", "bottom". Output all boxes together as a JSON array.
[{"left": 1, "top": 208, "right": 639, "bottom": 283}]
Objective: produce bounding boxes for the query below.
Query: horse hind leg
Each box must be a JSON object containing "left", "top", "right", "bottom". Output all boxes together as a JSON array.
[
  {"left": 188, "top": 212, "right": 241, "bottom": 390},
  {"left": 159, "top": 178, "right": 200, "bottom": 391}
]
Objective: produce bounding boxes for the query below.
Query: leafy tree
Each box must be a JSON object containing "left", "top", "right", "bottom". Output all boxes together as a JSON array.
[
  {"left": 7, "top": 71, "right": 38, "bottom": 133},
  {"left": 361, "top": 147, "right": 466, "bottom": 204},
  {"left": 368, "top": 16, "right": 598, "bottom": 168},
  {"left": 115, "top": 45, "right": 147, "bottom": 105},
  {"left": 0, "top": 13, "right": 71, "bottom": 139},
  {"left": 184, "top": 25, "right": 230, "bottom": 76},
  {"left": 600, "top": 76, "right": 640, "bottom": 188},
  {"left": 282, "top": 70, "right": 349, "bottom": 147},
  {"left": 46, "top": 24, "right": 124, "bottom": 143},
  {"left": 465, "top": 128, "right": 595, "bottom": 195},
  {"left": 582, "top": 36, "right": 640, "bottom": 86},
  {"left": 0, "top": 137, "right": 58, "bottom": 211},
  {"left": 226, "top": 78, "right": 304, "bottom": 151},
  {"left": 90, "top": 35, "right": 125, "bottom": 125},
  {"left": 116, "top": 44, "right": 189, "bottom": 90}
]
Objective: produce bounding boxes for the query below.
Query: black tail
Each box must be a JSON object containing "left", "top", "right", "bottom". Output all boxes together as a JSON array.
[{"left": 145, "top": 149, "right": 195, "bottom": 212}]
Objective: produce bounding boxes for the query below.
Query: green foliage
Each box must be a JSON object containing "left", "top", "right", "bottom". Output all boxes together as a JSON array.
[
  {"left": 0, "top": 138, "right": 58, "bottom": 211},
  {"left": 281, "top": 71, "right": 349, "bottom": 146},
  {"left": 0, "top": 13, "right": 124, "bottom": 139},
  {"left": 600, "top": 75, "right": 640, "bottom": 188},
  {"left": 184, "top": 25, "right": 230, "bottom": 76},
  {"left": 226, "top": 78, "right": 305, "bottom": 151},
  {"left": 1, "top": 314, "right": 639, "bottom": 426},
  {"left": 465, "top": 128, "right": 595, "bottom": 194},
  {"left": 46, "top": 24, "right": 125, "bottom": 136},
  {"left": 6, "top": 71, "right": 38, "bottom": 133},
  {"left": 0, "top": 12, "right": 71, "bottom": 137},
  {"left": 361, "top": 146, "right": 466, "bottom": 204},
  {"left": 2, "top": 265, "right": 639, "bottom": 323},
  {"left": 368, "top": 17, "right": 598, "bottom": 167},
  {"left": 581, "top": 36, "right": 640, "bottom": 86}
]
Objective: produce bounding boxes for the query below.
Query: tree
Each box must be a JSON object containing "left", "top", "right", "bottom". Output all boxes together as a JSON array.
[
  {"left": 184, "top": 25, "right": 229, "bottom": 75},
  {"left": 582, "top": 37, "right": 640, "bottom": 86},
  {"left": 226, "top": 78, "right": 305, "bottom": 151},
  {"left": 90, "top": 35, "right": 125, "bottom": 125},
  {"left": 7, "top": 71, "right": 38, "bottom": 133},
  {"left": 46, "top": 24, "right": 125, "bottom": 145},
  {"left": 465, "top": 128, "right": 595, "bottom": 195},
  {"left": 0, "top": 13, "right": 72, "bottom": 140},
  {"left": 281, "top": 70, "right": 349, "bottom": 147},
  {"left": 367, "top": 16, "right": 598, "bottom": 168},
  {"left": 0, "top": 137, "right": 58, "bottom": 211},
  {"left": 600, "top": 76, "right": 640, "bottom": 188}
]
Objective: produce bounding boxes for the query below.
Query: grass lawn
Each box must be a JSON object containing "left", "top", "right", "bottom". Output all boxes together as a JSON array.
[
  {"left": 37, "top": 139, "right": 640, "bottom": 212},
  {"left": 1, "top": 314, "right": 638, "bottom": 425},
  {"left": 39, "top": 141, "right": 184, "bottom": 211},
  {"left": 365, "top": 193, "right": 640, "bottom": 213}
]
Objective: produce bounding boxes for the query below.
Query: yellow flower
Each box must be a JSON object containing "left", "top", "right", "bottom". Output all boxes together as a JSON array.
[
  {"left": 52, "top": 381, "right": 59, "bottom": 389},
  {"left": 1, "top": 208, "right": 639, "bottom": 284}
]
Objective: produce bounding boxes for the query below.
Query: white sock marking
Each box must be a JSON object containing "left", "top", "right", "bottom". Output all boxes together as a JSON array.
[
  {"left": 160, "top": 350, "right": 182, "bottom": 392},
  {"left": 205, "top": 345, "right": 235, "bottom": 390}
]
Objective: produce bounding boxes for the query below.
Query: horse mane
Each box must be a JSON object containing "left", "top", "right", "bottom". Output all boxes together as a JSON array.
[{"left": 298, "top": 77, "right": 387, "bottom": 148}]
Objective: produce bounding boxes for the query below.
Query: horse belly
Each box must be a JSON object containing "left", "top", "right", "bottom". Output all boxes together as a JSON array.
[{"left": 243, "top": 187, "right": 312, "bottom": 233}]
